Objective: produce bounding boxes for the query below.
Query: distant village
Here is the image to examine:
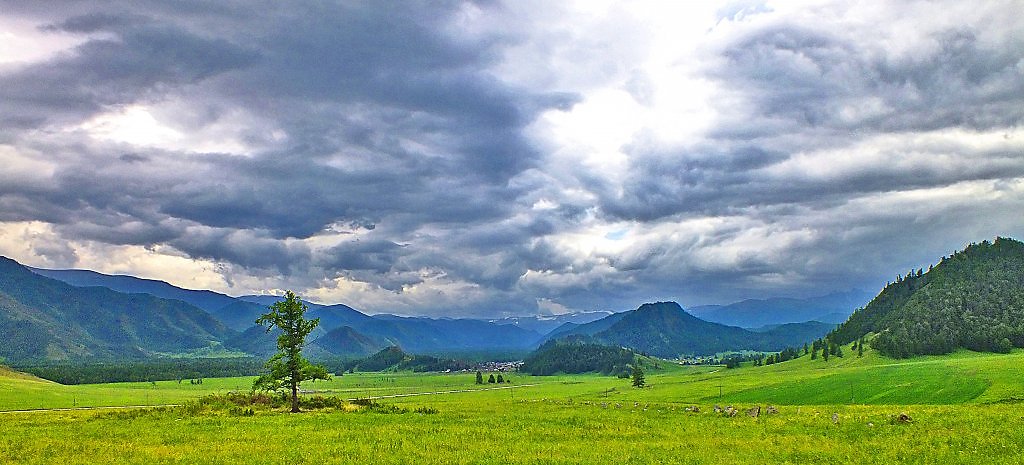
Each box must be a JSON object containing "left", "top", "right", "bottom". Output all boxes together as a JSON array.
[{"left": 452, "top": 360, "right": 523, "bottom": 373}]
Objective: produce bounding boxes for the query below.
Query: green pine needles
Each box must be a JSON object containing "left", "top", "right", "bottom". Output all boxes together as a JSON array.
[{"left": 253, "top": 291, "right": 329, "bottom": 412}]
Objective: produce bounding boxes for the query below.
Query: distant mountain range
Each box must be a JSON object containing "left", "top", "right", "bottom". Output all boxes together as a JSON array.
[
  {"left": 548, "top": 302, "right": 833, "bottom": 358},
  {"left": 487, "top": 312, "right": 615, "bottom": 335},
  {"left": 686, "top": 289, "right": 872, "bottom": 328},
  {"left": 2, "top": 258, "right": 545, "bottom": 363},
  {"left": 2, "top": 256, "right": 871, "bottom": 364},
  {"left": 8, "top": 238, "right": 1018, "bottom": 366}
]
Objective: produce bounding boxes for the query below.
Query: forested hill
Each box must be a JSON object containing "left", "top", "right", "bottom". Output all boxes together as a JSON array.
[
  {"left": 829, "top": 237, "right": 1024, "bottom": 358},
  {"left": 519, "top": 339, "right": 637, "bottom": 376}
]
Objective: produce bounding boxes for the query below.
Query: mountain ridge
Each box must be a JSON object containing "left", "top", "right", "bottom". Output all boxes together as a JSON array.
[
  {"left": 0, "top": 257, "right": 235, "bottom": 362},
  {"left": 687, "top": 290, "right": 871, "bottom": 328},
  {"left": 16, "top": 258, "right": 545, "bottom": 360}
]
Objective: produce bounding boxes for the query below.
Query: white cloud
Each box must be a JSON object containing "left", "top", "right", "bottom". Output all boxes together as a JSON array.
[
  {"left": 75, "top": 103, "right": 281, "bottom": 156},
  {"left": 0, "top": 17, "right": 95, "bottom": 65}
]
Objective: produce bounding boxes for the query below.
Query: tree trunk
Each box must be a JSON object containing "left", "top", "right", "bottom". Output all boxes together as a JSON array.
[{"left": 291, "top": 380, "right": 300, "bottom": 413}]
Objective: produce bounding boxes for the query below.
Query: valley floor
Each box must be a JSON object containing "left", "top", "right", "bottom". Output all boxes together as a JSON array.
[{"left": 3, "top": 349, "right": 1024, "bottom": 464}]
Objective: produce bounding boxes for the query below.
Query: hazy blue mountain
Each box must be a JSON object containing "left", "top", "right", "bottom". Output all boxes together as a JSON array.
[
  {"left": 746, "top": 320, "right": 835, "bottom": 334},
  {"left": 544, "top": 312, "right": 630, "bottom": 341},
  {"left": 346, "top": 315, "right": 544, "bottom": 354},
  {"left": 552, "top": 302, "right": 830, "bottom": 358},
  {"left": 28, "top": 267, "right": 238, "bottom": 313},
  {"left": 310, "top": 326, "right": 380, "bottom": 357},
  {"left": 0, "top": 257, "right": 234, "bottom": 362},
  {"left": 309, "top": 303, "right": 375, "bottom": 330},
  {"left": 205, "top": 300, "right": 267, "bottom": 331},
  {"left": 754, "top": 321, "right": 835, "bottom": 343},
  {"left": 487, "top": 311, "right": 615, "bottom": 335},
  {"left": 238, "top": 294, "right": 326, "bottom": 309},
  {"left": 223, "top": 307, "right": 543, "bottom": 357},
  {"left": 686, "top": 290, "right": 872, "bottom": 328}
]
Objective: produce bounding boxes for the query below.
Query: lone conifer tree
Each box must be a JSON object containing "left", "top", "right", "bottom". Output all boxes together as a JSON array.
[
  {"left": 631, "top": 365, "right": 645, "bottom": 388},
  {"left": 475, "top": 370, "right": 484, "bottom": 384},
  {"left": 253, "top": 291, "right": 329, "bottom": 413}
]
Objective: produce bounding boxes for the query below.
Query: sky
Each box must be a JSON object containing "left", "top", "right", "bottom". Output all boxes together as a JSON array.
[{"left": 0, "top": 1, "right": 1022, "bottom": 317}]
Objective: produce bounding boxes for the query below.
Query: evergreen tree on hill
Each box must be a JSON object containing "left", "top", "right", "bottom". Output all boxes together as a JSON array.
[
  {"left": 631, "top": 365, "right": 645, "bottom": 388},
  {"left": 830, "top": 237, "right": 1024, "bottom": 358}
]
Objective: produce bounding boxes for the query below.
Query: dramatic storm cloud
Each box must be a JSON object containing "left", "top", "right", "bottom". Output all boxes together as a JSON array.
[{"left": 1, "top": 1, "right": 1022, "bottom": 316}]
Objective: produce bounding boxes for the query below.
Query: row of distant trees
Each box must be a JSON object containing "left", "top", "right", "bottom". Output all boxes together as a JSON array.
[
  {"left": 474, "top": 371, "right": 509, "bottom": 384},
  {"left": 16, "top": 358, "right": 263, "bottom": 384},
  {"left": 722, "top": 335, "right": 868, "bottom": 369}
]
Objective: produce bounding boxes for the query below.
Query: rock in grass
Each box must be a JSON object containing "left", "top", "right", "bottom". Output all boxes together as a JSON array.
[{"left": 893, "top": 413, "right": 913, "bottom": 424}]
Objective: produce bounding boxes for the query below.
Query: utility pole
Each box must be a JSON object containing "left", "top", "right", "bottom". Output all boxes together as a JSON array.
[{"left": 718, "top": 385, "right": 723, "bottom": 400}]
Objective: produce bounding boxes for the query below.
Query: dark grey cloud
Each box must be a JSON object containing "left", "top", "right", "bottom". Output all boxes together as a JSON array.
[
  {"left": 168, "top": 227, "right": 311, "bottom": 274},
  {"left": 712, "top": 25, "right": 1024, "bottom": 136},
  {"left": 0, "top": 19, "right": 258, "bottom": 129},
  {"left": 317, "top": 239, "right": 409, "bottom": 274},
  {"left": 0, "top": 1, "right": 1021, "bottom": 316}
]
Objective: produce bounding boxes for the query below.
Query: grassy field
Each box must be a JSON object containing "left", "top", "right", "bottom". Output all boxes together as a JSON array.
[{"left": 3, "top": 349, "right": 1024, "bottom": 463}]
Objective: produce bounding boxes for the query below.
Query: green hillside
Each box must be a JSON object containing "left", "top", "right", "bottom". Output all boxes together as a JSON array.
[
  {"left": 0, "top": 257, "right": 234, "bottom": 362},
  {"left": 830, "top": 237, "right": 1024, "bottom": 357}
]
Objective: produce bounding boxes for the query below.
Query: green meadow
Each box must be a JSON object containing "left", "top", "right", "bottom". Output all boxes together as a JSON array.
[{"left": 3, "top": 349, "right": 1024, "bottom": 464}]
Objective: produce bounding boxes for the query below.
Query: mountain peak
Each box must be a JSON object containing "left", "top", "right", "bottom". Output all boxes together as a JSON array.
[{"left": 635, "top": 301, "right": 685, "bottom": 313}]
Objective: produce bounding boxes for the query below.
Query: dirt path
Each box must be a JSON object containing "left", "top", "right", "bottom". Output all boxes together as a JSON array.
[{"left": 0, "top": 404, "right": 182, "bottom": 414}]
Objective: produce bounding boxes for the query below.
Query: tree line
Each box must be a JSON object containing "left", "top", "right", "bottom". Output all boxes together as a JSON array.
[{"left": 16, "top": 357, "right": 264, "bottom": 385}]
